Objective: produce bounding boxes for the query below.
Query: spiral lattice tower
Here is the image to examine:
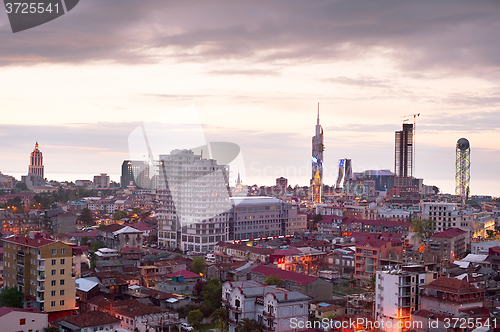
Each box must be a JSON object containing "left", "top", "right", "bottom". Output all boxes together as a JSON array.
[{"left": 455, "top": 138, "right": 470, "bottom": 200}]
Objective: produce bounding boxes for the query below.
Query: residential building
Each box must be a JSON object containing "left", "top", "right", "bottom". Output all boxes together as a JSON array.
[
  {"left": 394, "top": 123, "right": 413, "bottom": 186},
  {"left": 97, "top": 224, "right": 144, "bottom": 250},
  {"left": 250, "top": 264, "right": 333, "bottom": 302},
  {"left": 222, "top": 280, "right": 310, "bottom": 332},
  {"left": 45, "top": 211, "right": 77, "bottom": 234},
  {"left": 58, "top": 310, "right": 121, "bottom": 332},
  {"left": 375, "top": 267, "right": 436, "bottom": 331},
  {"left": 428, "top": 228, "right": 467, "bottom": 263},
  {"left": 3, "top": 235, "right": 76, "bottom": 320},
  {"left": 412, "top": 277, "right": 489, "bottom": 330},
  {"left": 0, "top": 307, "right": 48, "bottom": 332},
  {"left": 157, "top": 149, "right": 231, "bottom": 252},
  {"left": 0, "top": 172, "right": 16, "bottom": 191},
  {"left": 421, "top": 201, "right": 473, "bottom": 245},
  {"left": 354, "top": 238, "right": 404, "bottom": 287},
  {"left": 93, "top": 173, "right": 110, "bottom": 188},
  {"left": 156, "top": 270, "right": 202, "bottom": 294},
  {"left": 309, "top": 301, "right": 346, "bottom": 319}
]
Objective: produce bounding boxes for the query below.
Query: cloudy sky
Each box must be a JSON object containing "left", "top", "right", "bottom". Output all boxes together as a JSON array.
[{"left": 0, "top": 0, "right": 499, "bottom": 196}]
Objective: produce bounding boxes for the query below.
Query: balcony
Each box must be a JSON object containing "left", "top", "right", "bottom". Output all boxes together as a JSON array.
[
  {"left": 36, "top": 273, "right": 45, "bottom": 281},
  {"left": 37, "top": 265, "right": 45, "bottom": 272},
  {"left": 230, "top": 306, "right": 242, "bottom": 313},
  {"left": 36, "top": 296, "right": 44, "bottom": 303},
  {"left": 263, "top": 312, "right": 274, "bottom": 318},
  {"left": 36, "top": 285, "right": 45, "bottom": 292}
]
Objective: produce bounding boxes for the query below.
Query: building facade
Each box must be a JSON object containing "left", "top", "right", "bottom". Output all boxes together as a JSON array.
[
  {"left": 310, "top": 105, "right": 324, "bottom": 203},
  {"left": 121, "top": 160, "right": 150, "bottom": 189},
  {"left": 3, "top": 235, "right": 76, "bottom": 319},
  {"left": 93, "top": 173, "right": 110, "bottom": 188}
]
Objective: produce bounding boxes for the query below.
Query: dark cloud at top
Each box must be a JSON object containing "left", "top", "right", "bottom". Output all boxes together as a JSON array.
[{"left": 1, "top": 0, "right": 499, "bottom": 76}]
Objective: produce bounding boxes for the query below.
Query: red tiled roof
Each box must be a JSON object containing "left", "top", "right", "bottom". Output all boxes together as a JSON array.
[
  {"left": 290, "top": 240, "right": 331, "bottom": 248},
  {"left": 4, "top": 235, "right": 55, "bottom": 248},
  {"left": 431, "top": 228, "right": 466, "bottom": 238},
  {"left": 251, "top": 264, "right": 318, "bottom": 285},
  {"left": 98, "top": 224, "right": 125, "bottom": 233},
  {"left": 272, "top": 248, "right": 302, "bottom": 256},
  {"left": 165, "top": 270, "right": 201, "bottom": 279},
  {"left": 357, "top": 238, "right": 393, "bottom": 248},
  {"left": 63, "top": 311, "right": 120, "bottom": 328},
  {"left": 0, "top": 307, "right": 45, "bottom": 317},
  {"left": 423, "top": 277, "right": 482, "bottom": 294},
  {"left": 122, "top": 247, "right": 141, "bottom": 253},
  {"left": 130, "top": 222, "right": 152, "bottom": 231}
]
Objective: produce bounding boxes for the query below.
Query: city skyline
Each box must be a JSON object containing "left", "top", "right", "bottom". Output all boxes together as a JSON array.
[{"left": 1, "top": 1, "right": 499, "bottom": 196}]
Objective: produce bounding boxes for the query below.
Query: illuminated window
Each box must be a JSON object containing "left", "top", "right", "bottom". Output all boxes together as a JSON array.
[{"left": 20, "top": 319, "right": 26, "bottom": 325}]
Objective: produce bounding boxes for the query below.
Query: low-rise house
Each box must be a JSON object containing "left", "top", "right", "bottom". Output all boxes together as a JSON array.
[
  {"left": 222, "top": 280, "right": 310, "bottom": 332},
  {"left": 310, "top": 301, "right": 347, "bottom": 319},
  {"left": 75, "top": 278, "right": 101, "bottom": 312},
  {"left": 250, "top": 264, "right": 333, "bottom": 302},
  {"left": 121, "top": 247, "right": 142, "bottom": 260},
  {"left": 428, "top": 228, "right": 467, "bottom": 264},
  {"left": 0, "top": 307, "right": 48, "bottom": 332},
  {"left": 58, "top": 310, "right": 121, "bottom": 332},
  {"left": 156, "top": 270, "right": 202, "bottom": 294}
]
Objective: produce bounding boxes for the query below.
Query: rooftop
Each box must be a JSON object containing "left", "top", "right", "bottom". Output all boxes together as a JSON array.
[
  {"left": 432, "top": 228, "right": 467, "bottom": 238},
  {"left": 251, "top": 264, "right": 318, "bottom": 285},
  {"left": 62, "top": 311, "right": 120, "bottom": 328}
]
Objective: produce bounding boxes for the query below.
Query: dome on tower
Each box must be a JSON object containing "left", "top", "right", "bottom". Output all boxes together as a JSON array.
[{"left": 457, "top": 138, "right": 470, "bottom": 150}]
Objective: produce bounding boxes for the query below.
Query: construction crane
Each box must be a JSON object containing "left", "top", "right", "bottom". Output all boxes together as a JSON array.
[{"left": 401, "top": 113, "right": 420, "bottom": 178}]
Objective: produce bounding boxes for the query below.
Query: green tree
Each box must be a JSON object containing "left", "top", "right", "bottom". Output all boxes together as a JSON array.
[
  {"left": 410, "top": 218, "right": 435, "bottom": 243},
  {"left": 236, "top": 318, "right": 262, "bottom": 332},
  {"left": 187, "top": 309, "right": 204, "bottom": 326},
  {"left": 369, "top": 275, "right": 376, "bottom": 290},
  {"left": 132, "top": 207, "right": 142, "bottom": 215},
  {"left": 263, "top": 275, "right": 283, "bottom": 287},
  {"left": 192, "top": 256, "right": 206, "bottom": 275},
  {"left": 113, "top": 210, "right": 128, "bottom": 220},
  {"left": 81, "top": 236, "right": 89, "bottom": 246},
  {"left": 202, "top": 278, "right": 222, "bottom": 310},
  {"left": 90, "top": 240, "right": 106, "bottom": 252},
  {"left": 210, "top": 308, "right": 229, "bottom": 332},
  {"left": 0, "top": 287, "right": 24, "bottom": 308},
  {"left": 78, "top": 208, "right": 94, "bottom": 225},
  {"left": 44, "top": 328, "right": 59, "bottom": 332},
  {"left": 15, "top": 182, "right": 29, "bottom": 191}
]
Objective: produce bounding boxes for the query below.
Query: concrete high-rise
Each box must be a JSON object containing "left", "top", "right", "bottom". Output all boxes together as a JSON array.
[
  {"left": 28, "top": 142, "right": 44, "bottom": 179},
  {"left": 157, "top": 149, "right": 231, "bottom": 253},
  {"left": 120, "top": 160, "right": 150, "bottom": 189},
  {"left": 310, "top": 104, "right": 324, "bottom": 203},
  {"left": 394, "top": 123, "right": 413, "bottom": 186}
]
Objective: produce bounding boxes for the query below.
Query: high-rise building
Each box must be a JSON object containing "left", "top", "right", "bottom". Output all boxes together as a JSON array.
[
  {"left": 93, "top": 173, "right": 110, "bottom": 188},
  {"left": 3, "top": 235, "right": 75, "bottom": 320},
  {"left": 28, "top": 142, "right": 44, "bottom": 179},
  {"left": 120, "top": 160, "right": 150, "bottom": 189},
  {"left": 394, "top": 123, "right": 413, "bottom": 186},
  {"left": 275, "top": 177, "right": 288, "bottom": 191},
  {"left": 335, "top": 158, "right": 353, "bottom": 189},
  {"left": 310, "top": 104, "right": 324, "bottom": 203},
  {"left": 157, "top": 149, "right": 231, "bottom": 252}
]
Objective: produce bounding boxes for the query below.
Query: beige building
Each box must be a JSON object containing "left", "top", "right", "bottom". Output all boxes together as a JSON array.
[{"left": 3, "top": 235, "right": 76, "bottom": 319}]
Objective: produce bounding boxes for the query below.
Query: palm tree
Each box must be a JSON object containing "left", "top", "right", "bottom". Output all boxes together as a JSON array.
[
  {"left": 235, "top": 318, "right": 262, "bottom": 332},
  {"left": 210, "top": 308, "right": 230, "bottom": 332}
]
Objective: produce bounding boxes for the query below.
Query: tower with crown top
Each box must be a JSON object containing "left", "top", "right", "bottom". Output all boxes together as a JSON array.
[{"left": 29, "top": 142, "right": 44, "bottom": 179}]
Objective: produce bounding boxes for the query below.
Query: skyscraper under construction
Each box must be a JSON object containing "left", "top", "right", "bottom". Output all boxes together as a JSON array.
[
  {"left": 394, "top": 123, "right": 413, "bottom": 186},
  {"left": 310, "top": 104, "right": 324, "bottom": 203}
]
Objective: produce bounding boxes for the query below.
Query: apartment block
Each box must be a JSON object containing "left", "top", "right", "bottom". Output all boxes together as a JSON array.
[
  {"left": 3, "top": 235, "right": 76, "bottom": 320},
  {"left": 421, "top": 202, "right": 473, "bottom": 245}
]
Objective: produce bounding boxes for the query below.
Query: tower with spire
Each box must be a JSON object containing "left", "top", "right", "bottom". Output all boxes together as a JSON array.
[
  {"left": 29, "top": 142, "right": 44, "bottom": 179},
  {"left": 310, "top": 103, "right": 324, "bottom": 203}
]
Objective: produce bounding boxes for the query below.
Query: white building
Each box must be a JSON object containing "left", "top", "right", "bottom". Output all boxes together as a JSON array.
[
  {"left": 0, "top": 307, "right": 48, "bottom": 332},
  {"left": 222, "top": 280, "right": 310, "bottom": 332},
  {"left": 420, "top": 202, "right": 473, "bottom": 244},
  {"left": 377, "top": 207, "right": 411, "bottom": 221},
  {"left": 375, "top": 268, "right": 436, "bottom": 332},
  {"left": 472, "top": 241, "right": 500, "bottom": 255},
  {"left": 157, "top": 149, "right": 231, "bottom": 252}
]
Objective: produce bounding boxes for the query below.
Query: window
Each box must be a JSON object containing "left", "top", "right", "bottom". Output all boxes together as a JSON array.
[
  {"left": 60, "top": 249, "right": 66, "bottom": 255},
  {"left": 60, "top": 269, "right": 65, "bottom": 275},
  {"left": 51, "top": 301, "right": 56, "bottom": 307},
  {"left": 51, "top": 270, "right": 56, "bottom": 276},
  {"left": 51, "top": 280, "right": 56, "bottom": 286},
  {"left": 51, "top": 291, "right": 55, "bottom": 296},
  {"left": 20, "top": 318, "right": 26, "bottom": 325},
  {"left": 60, "top": 279, "right": 64, "bottom": 285},
  {"left": 51, "top": 249, "right": 56, "bottom": 255},
  {"left": 60, "top": 300, "right": 64, "bottom": 306},
  {"left": 60, "top": 290, "right": 64, "bottom": 296},
  {"left": 60, "top": 258, "right": 65, "bottom": 265},
  {"left": 51, "top": 259, "right": 56, "bottom": 265}
]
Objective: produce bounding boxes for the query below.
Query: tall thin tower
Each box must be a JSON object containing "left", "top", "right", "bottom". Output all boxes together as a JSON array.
[
  {"left": 394, "top": 123, "right": 413, "bottom": 186},
  {"left": 29, "top": 142, "right": 44, "bottom": 179},
  {"left": 310, "top": 103, "right": 324, "bottom": 203},
  {"left": 455, "top": 138, "right": 470, "bottom": 200}
]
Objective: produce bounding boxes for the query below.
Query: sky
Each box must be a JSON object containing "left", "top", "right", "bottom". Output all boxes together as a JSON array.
[{"left": 0, "top": 0, "right": 499, "bottom": 196}]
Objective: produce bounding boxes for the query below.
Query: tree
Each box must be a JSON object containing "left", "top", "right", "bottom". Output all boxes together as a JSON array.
[
  {"left": 210, "top": 308, "right": 229, "bottom": 332},
  {"left": 78, "top": 208, "right": 94, "bottom": 225},
  {"left": 263, "top": 275, "right": 283, "bottom": 287},
  {"left": 113, "top": 210, "right": 128, "bottom": 220},
  {"left": 192, "top": 256, "right": 206, "bottom": 275},
  {"left": 0, "top": 287, "right": 24, "bottom": 308},
  {"left": 369, "top": 275, "right": 376, "bottom": 290},
  {"left": 15, "top": 182, "right": 29, "bottom": 191},
  {"left": 487, "top": 230, "right": 497, "bottom": 241},
  {"left": 44, "top": 328, "right": 59, "bottom": 332},
  {"left": 236, "top": 318, "right": 262, "bottom": 332},
  {"left": 202, "top": 278, "right": 222, "bottom": 310},
  {"left": 187, "top": 309, "right": 204, "bottom": 326},
  {"left": 410, "top": 218, "right": 435, "bottom": 243},
  {"left": 90, "top": 240, "right": 106, "bottom": 252},
  {"left": 193, "top": 279, "right": 208, "bottom": 297},
  {"left": 81, "top": 236, "right": 89, "bottom": 246}
]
